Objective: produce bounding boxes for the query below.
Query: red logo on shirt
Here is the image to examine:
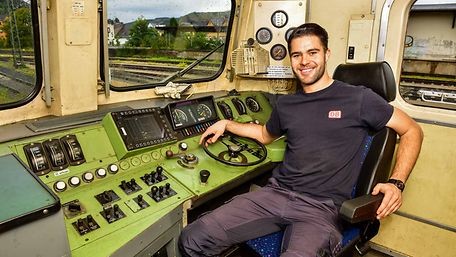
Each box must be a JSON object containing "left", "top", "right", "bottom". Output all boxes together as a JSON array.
[{"left": 328, "top": 110, "right": 341, "bottom": 119}]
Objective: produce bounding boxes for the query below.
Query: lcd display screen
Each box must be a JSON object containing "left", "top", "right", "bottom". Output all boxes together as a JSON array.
[
  {"left": 168, "top": 96, "right": 218, "bottom": 130},
  {"left": 123, "top": 114, "right": 164, "bottom": 141},
  {"left": 111, "top": 108, "right": 173, "bottom": 150}
]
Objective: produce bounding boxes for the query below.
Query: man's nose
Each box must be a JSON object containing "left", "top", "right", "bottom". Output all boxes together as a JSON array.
[{"left": 300, "top": 55, "right": 310, "bottom": 66}]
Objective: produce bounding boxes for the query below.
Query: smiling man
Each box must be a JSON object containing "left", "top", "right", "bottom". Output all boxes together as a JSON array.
[{"left": 178, "top": 23, "right": 423, "bottom": 257}]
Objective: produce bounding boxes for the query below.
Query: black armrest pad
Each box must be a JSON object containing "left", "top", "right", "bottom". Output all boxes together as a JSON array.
[{"left": 339, "top": 194, "right": 384, "bottom": 223}]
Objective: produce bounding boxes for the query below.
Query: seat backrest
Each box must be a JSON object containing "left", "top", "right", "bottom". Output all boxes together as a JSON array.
[{"left": 333, "top": 61, "right": 397, "bottom": 197}]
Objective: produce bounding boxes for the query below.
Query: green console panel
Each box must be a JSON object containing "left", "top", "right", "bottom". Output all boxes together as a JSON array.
[{"left": 5, "top": 124, "right": 194, "bottom": 257}]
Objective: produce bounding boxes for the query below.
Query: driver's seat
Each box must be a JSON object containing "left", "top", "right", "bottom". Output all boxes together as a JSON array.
[{"left": 244, "top": 61, "right": 398, "bottom": 256}]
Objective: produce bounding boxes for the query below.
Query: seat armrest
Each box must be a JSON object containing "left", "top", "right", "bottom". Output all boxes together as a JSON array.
[{"left": 339, "top": 194, "right": 384, "bottom": 223}]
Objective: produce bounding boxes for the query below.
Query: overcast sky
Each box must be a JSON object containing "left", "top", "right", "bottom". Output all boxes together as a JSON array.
[{"left": 108, "top": 0, "right": 231, "bottom": 23}]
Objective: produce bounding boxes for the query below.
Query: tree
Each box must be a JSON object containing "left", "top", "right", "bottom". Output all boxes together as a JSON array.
[
  {"left": 1, "top": 7, "right": 33, "bottom": 48},
  {"left": 127, "top": 17, "right": 161, "bottom": 48},
  {"left": 183, "top": 32, "right": 223, "bottom": 50}
]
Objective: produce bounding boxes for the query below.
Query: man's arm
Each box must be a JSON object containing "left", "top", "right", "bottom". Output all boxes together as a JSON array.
[
  {"left": 372, "top": 107, "right": 424, "bottom": 219},
  {"left": 199, "top": 119, "right": 278, "bottom": 145}
]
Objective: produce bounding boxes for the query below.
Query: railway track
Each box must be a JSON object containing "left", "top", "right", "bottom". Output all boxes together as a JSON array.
[
  {"left": 0, "top": 53, "right": 221, "bottom": 97},
  {"left": 400, "top": 73, "right": 456, "bottom": 109}
]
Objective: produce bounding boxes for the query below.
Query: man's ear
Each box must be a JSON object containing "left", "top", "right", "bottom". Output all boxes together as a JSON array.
[{"left": 325, "top": 48, "right": 331, "bottom": 62}]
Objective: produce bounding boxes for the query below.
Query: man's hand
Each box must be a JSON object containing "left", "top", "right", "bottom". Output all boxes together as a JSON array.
[
  {"left": 371, "top": 183, "right": 402, "bottom": 219},
  {"left": 199, "top": 120, "right": 229, "bottom": 146}
]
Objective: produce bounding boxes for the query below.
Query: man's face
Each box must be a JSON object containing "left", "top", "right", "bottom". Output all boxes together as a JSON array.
[{"left": 289, "top": 35, "right": 329, "bottom": 86}]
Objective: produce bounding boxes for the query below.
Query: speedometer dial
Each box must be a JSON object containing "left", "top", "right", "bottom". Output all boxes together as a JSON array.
[
  {"left": 196, "top": 103, "right": 213, "bottom": 121},
  {"left": 172, "top": 109, "right": 188, "bottom": 127}
]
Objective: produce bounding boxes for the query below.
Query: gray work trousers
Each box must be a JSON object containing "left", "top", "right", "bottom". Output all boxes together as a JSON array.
[{"left": 179, "top": 179, "right": 343, "bottom": 257}]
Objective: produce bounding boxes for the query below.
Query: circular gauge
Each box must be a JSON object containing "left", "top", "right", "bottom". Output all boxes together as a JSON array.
[
  {"left": 285, "top": 27, "right": 296, "bottom": 42},
  {"left": 405, "top": 35, "right": 414, "bottom": 47},
  {"left": 172, "top": 109, "right": 188, "bottom": 126},
  {"left": 246, "top": 97, "right": 261, "bottom": 112},
  {"left": 196, "top": 103, "right": 213, "bottom": 121},
  {"left": 270, "top": 44, "right": 287, "bottom": 61},
  {"left": 255, "top": 27, "right": 273, "bottom": 44},
  {"left": 271, "top": 10, "right": 288, "bottom": 28}
]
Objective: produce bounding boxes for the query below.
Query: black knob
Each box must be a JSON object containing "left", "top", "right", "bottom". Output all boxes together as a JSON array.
[
  {"left": 86, "top": 215, "right": 95, "bottom": 227},
  {"left": 113, "top": 204, "right": 121, "bottom": 218},
  {"left": 200, "top": 170, "right": 210, "bottom": 184},
  {"left": 77, "top": 218, "right": 87, "bottom": 233},
  {"left": 165, "top": 183, "right": 171, "bottom": 195},
  {"left": 103, "top": 191, "right": 112, "bottom": 202},
  {"left": 151, "top": 186, "right": 158, "bottom": 196},
  {"left": 121, "top": 180, "right": 127, "bottom": 189},
  {"left": 130, "top": 178, "right": 137, "bottom": 186},
  {"left": 155, "top": 168, "right": 163, "bottom": 182},
  {"left": 126, "top": 181, "right": 132, "bottom": 190},
  {"left": 104, "top": 207, "right": 113, "bottom": 219},
  {"left": 150, "top": 171, "right": 156, "bottom": 182}
]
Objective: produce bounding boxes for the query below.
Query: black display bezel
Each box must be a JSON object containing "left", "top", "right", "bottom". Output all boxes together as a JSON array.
[
  {"left": 167, "top": 96, "right": 219, "bottom": 130},
  {"left": 111, "top": 108, "right": 174, "bottom": 151}
]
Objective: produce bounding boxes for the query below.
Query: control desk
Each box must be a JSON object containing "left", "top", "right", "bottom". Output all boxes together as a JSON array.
[{"left": 0, "top": 91, "right": 286, "bottom": 257}]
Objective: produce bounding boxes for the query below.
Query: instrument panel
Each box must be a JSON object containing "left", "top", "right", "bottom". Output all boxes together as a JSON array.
[{"left": 167, "top": 96, "right": 218, "bottom": 130}]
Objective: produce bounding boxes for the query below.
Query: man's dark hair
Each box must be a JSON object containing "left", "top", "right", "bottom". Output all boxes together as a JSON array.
[{"left": 287, "top": 23, "right": 329, "bottom": 54}]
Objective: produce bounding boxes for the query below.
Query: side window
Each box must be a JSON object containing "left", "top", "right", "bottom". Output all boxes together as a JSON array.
[
  {"left": 106, "top": 0, "right": 234, "bottom": 90},
  {"left": 400, "top": 1, "right": 456, "bottom": 110},
  {"left": 0, "top": 0, "right": 41, "bottom": 108}
]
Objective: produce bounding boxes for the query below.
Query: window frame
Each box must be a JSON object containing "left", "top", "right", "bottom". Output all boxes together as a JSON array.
[
  {"left": 102, "top": 0, "right": 236, "bottom": 92},
  {"left": 0, "top": 0, "right": 43, "bottom": 110}
]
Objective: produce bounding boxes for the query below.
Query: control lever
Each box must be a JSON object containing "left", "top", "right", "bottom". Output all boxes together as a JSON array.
[{"left": 166, "top": 150, "right": 199, "bottom": 169}]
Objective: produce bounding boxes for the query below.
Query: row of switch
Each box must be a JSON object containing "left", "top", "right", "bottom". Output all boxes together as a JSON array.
[
  {"left": 72, "top": 214, "right": 100, "bottom": 235},
  {"left": 53, "top": 164, "right": 119, "bottom": 192},
  {"left": 140, "top": 166, "right": 168, "bottom": 186},
  {"left": 71, "top": 183, "right": 177, "bottom": 235}
]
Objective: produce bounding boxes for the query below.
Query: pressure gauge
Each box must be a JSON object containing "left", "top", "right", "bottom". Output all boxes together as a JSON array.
[
  {"left": 271, "top": 10, "right": 288, "bottom": 28},
  {"left": 256, "top": 27, "right": 273, "bottom": 44},
  {"left": 285, "top": 27, "right": 296, "bottom": 41},
  {"left": 270, "top": 44, "right": 287, "bottom": 61}
]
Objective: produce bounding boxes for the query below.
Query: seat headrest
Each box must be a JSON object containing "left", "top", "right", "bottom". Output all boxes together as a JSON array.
[{"left": 332, "top": 61, "right": 396, "bottom": 102}]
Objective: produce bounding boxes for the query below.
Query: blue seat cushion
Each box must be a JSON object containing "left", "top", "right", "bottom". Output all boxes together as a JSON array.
[
  {"left": 246, "top": 231, "right": 284, "bottom": 257},
  {"left": 246, "top": 227, "right": 361, "bottom": 256}
]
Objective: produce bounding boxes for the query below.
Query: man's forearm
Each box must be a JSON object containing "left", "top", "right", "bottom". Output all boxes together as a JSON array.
[
  {"left": 226, "top": 120, "right": 263, "bottom": 141},
  {"left": 390, "top": 123, "right": 424, "bottom": 182}
]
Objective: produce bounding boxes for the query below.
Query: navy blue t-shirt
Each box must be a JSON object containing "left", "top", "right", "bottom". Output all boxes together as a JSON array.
[{"left": 266, "top": 80, "right": 394, "bottom": 207}]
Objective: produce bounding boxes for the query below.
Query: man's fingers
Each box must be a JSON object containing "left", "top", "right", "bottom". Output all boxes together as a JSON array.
[{"left": 374, "top": 183, "right": 402, "bottom": 219}]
